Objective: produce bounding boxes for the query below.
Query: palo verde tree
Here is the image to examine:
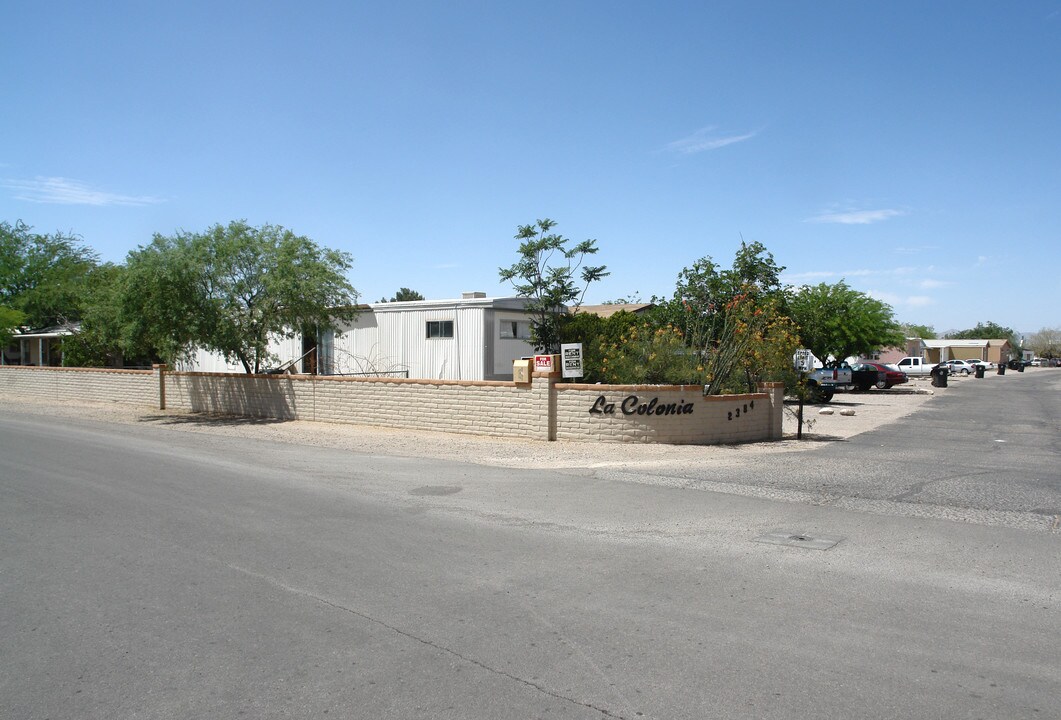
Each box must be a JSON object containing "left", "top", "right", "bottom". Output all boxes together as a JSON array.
[
  {"left": 121, "top": 221, "right": 358, "bottom": 373},
  {"left": 498, "top": 218, "right": 608, "bottom": 353},
  {"left": 787, "top": 281, "right": 903, "bottom": 366}
]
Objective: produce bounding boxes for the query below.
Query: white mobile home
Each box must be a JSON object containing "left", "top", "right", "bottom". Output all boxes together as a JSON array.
[
  {"left": 324, "top": 293, "right": 536, "bottom": 380},
  {"left": 178, "top": 293, "right": 538, "bottom": 381}
]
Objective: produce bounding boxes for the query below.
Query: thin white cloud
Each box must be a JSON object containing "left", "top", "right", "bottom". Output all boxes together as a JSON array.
[
  {"left": 867, "top": 290, "right": 934, "bottom": 308},
  {"left": 918, "top": 279, "right": 951, "bottom": 290},
  {"left": 666, "top": 126, "right": 758, "bottom": 154},
  {"left": 806, "top": 208, "right": 905, "bottom": 225},
  {"left": 2, "top": 176, "right": 164, "bottom": 206},
  {"left": 783, "top": 266, "right": 917, "bottom": 283},
  {"left": 783, "top": 270, "right": 841, "bottom": 282}
]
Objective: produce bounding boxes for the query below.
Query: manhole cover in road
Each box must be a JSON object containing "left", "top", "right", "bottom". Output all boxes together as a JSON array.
[
  {"left": 753, "top": 531, "right": 844, "bottom": 551},
  {"left": 409, "top": 485, "right": 463, "bottom": 496}
]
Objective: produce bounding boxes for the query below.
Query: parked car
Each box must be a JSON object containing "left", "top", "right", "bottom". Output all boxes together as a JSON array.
[
  {"left": 942, "top": 359, "right": 977, "bottom": 375},
  {"left": 851, "top": 362, "right": 908, "bottom": 389},
  {"left": 969, "top": 359, "right": 994, "bottom": 370}
]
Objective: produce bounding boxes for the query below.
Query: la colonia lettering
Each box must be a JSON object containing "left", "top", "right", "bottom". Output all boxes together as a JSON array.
[{"left": 589, "top": 395, "right": 694, "bottom": 416}]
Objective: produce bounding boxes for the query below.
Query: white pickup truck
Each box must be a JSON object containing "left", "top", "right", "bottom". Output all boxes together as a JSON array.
[{"left": 895, "top": 356, "right": 934, "bottom": 376}]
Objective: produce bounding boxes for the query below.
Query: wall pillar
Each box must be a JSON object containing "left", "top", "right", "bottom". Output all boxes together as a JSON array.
[
  {"left": 154, "top": 364, "right": 168, "bottom": 410},
  {"left": 759, "top": 382, "right": 785, "bottom": 440}
]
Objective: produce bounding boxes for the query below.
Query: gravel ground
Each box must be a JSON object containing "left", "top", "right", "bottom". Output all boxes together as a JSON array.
[{"left": 3, "top": 378, "right": 941, "bottom": 471}]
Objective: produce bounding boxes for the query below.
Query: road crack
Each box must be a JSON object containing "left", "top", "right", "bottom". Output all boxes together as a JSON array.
[{"left": 225, "top": 562, "right": 632, "bottom": 719}]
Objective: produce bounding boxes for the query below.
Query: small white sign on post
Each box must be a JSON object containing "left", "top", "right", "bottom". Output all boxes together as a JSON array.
[
  {"left": 560, "top": 343, "right": 584, "bottom": 379},
  {"left": 794, "top": 348, "right": 814, "bottom": 372}
]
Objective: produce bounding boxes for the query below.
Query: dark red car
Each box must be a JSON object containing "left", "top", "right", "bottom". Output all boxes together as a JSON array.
[{"left": 851, "top": 362, "right": 908, "bottom": 389}]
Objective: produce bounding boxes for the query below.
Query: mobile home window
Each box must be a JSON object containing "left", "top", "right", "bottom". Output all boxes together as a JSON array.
[
  {"left": 426, "top": 320, "right": 454, "bottom": 338},
  {"left": 500, "top": 320, "right": 532, "bottom": 340}
]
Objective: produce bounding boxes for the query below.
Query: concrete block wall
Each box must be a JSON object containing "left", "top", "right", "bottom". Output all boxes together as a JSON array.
[
  {"left": 164, "top": 371, "right": 553, "bottom": 440},
  {"left": 0, "top": 365, "right": 157, "bottom": 406},
  {"left": 555, "top": 382, "right": 785, "bottom": 445},
  {"left": 2, "top": 365, "right": 785, "bottom": 446}
]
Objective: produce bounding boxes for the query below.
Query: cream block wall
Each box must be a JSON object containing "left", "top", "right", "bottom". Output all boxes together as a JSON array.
[
  {"left": 2, "top": 365, "right": 784, "bottom": 446},
  {"left": 555, "top": 382, "right": 784, "bottom": 445},
  {"left": 164, "top": 372, "right": 553, "bottom": 440},
  {"left": 0, "top": 366, "right": 157, "bottom": 406}
]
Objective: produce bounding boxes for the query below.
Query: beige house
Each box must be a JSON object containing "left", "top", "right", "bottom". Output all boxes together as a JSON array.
[
  {"left": 909, "top": 338, "right": 1013, "bottom": 364},
  {"left": 574, "top": 303, "right": 655, "bottom": 319}
]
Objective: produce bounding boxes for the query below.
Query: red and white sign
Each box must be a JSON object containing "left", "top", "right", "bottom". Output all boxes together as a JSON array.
[{"left": 534, "top": 355, "right": 554, "bottom": 371}]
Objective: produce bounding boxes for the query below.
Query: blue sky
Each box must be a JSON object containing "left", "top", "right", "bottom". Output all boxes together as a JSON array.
[{"left": 3, "top": 1, "right": 1059, "bottom": 335}]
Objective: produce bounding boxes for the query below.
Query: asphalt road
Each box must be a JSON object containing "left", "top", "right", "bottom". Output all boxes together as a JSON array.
[
  {"left": 1, "top": 373, "right": 1059, "bottom": 719},
  {"left": 597, "top": 369, "right": 1061, "bottom": 531}
]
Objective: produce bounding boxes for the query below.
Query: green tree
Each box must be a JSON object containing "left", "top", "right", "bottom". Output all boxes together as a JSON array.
[
  {"left": 0, "top": 220, "right": 98, "bottom": 328},
  {"left": 498, "top": 219, "right": 608, "bottom": 353},
  {"left": 0, "top": 305, "right": 26, "bottom": 346},
  {"left": 61, "top": 263, "right": 153, "bottom": 367},
  {"left": 559, "top": 308, "right": 641, "bottom": 382},
  {"left": 900, "top": 323, "right": 935, "bottom": 339},
  {"left": 121, "top": 221, "right": 358, "bottom": 374},
  {"left": 650, "top": 240, "right": 786, "bottom": 350},
  {"left": 644, "top": 241, "right": 792, "bottom": 393},
  {"left": 787, "top": 281, "right": 903, "bottom": 366},
  {"left": 378, "top": 288, "right": 425, "bottom": 302},
  {"left": 946, "top": 321, "right": 1020, "bottom": 350}
]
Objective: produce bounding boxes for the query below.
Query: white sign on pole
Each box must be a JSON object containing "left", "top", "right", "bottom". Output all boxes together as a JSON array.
[
  {"left": 560, "top": 343, "right": 584, "bottom": 379},
  {"left": 794, "top": 348, "right": 814, "bottom": 372}
]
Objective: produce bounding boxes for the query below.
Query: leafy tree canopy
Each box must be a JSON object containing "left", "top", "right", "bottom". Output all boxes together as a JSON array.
[
  {"left": 787, "top": 281, "right": 903, "bottom": 366},
  {"left": 0, "top": 305, "right": 26, "bottom": 346},
  {"left": 121, "top": 221, "right": 358, "bottom": 374},
  {"left": 378, "top": 288, "right": 425, "bottom": 303},
  {"left": 650, "top": 240, "right": 786, "bottom": 352},
  {"left": 61, "top": 263, "right": 154, "bottom": 368},
  {"left": 498, "top": 218, "right": 608, "bottom": 353},
  {"left": 0, "top": 220, "right": 98, "bottom": 328},
  {"left": 1023, "top": 327, "right": 1061, "bottom": 358},
  {"left": 946, "top": 321, "right": 1020, "bottom": 350},
  {"left": 900, "top": 323, "right": 935, "bottom": 340}
]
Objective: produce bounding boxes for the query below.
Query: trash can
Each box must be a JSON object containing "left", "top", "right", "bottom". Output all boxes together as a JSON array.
[
  {"left": 930, "top": 365, "right": 949, "bottom": 388},
  {"left": 1017, "top": 361, "right": 1025, "bottom": 373},
  {"left": 997, "top": 363, "right": 1006, "bottom": 375},
  {"left": 975, "top": 364, "right": 985, "bottom": 379}
]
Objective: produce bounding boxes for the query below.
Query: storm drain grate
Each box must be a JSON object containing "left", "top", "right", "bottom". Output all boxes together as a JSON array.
[{"left": 753, "top": 531, "right": 844, "bottom": 551}]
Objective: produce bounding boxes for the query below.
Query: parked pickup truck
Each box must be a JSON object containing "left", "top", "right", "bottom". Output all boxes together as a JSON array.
[
  {"left": 804, "top": 364, "right": 884, "bottom": 402},
  {"left": 895, "top": 356, "right": 935, "bottom": 376}
]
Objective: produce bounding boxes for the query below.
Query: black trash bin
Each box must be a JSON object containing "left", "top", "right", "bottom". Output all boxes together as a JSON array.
[
  {"left": 975, "top": 364, "right": 985, "bottom": 379},
  {"left": 930, "top": 365, "right": 949, "bottom": 388},
  {"left": 997, "top": 363, "right": 1006, "bottom": 375},
  {"left": 1017, "top": 361, "right": 1025, "bottom": 373}
]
